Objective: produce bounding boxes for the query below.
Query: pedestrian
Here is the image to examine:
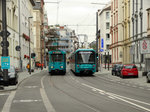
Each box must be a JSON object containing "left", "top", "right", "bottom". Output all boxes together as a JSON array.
[{"left": 26, "top": 63, "right": 30, "bottom": 72}]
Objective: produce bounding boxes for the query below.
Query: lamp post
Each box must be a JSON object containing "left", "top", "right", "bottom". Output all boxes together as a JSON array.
[{"left": 28, "top": 17, "right": 33, "bottom": 74}]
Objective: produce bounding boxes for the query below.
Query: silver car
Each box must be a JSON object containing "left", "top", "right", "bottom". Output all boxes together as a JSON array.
[
  {"left": 0, "top": 66, "right": 18, "bottom": 85},
  {"left": 146, "top": 71, "right": 150, "bottom": 83}
]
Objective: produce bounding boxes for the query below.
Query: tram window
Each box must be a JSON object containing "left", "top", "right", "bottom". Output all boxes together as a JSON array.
[
  {"left": 51, "top": 54, "right": 63, "bottom": 62},
  {"left": 77, "top": 51, "right": 95, "bottom": 64}
]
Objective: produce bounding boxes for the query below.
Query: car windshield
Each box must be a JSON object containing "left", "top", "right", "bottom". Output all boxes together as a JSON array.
[
  {"left": 77, "top": 51, "right": 95, "bottom": 64},
  {"left": 124, "top": 65, "right": 133, "bottom": 69},
  {"left": 51, "top": 54, "right": 63, "bottom": 62}
]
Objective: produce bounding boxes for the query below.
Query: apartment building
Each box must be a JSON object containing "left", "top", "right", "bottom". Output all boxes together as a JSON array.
[
  {"left": 0, "top": 0, "right": 19, "bottom": 68},
  {"left": 110, "top": 0, "right": 123, "bottom": 64},
  {"left": 130, "top": 0, "right": 150, "bottom": 69},
  {"left": 19, "top": 0, "right": 35, "bottom": 70},
  {"left": 98, "top": 4, "right": 112, "bottom": 65},
  {"left": 122, "top": 0, "right": 131, "bottom": 64}
]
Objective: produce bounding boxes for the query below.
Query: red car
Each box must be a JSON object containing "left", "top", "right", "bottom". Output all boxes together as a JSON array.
[{"left": 121, "top": 64, "right": 138, "bottom": 78}]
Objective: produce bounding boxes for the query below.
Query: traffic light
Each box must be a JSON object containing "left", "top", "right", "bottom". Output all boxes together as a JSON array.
[{"left": 31, "top": 53, "right": 36, "bottom": 58}]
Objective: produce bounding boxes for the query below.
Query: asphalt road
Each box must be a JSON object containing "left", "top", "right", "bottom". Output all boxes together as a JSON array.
[{"left": 0, "top": 68, "right": 150, "bottom": 112}]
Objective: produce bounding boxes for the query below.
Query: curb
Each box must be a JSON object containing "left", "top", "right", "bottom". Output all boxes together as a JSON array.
[{"left": 0, "top": 70, "right": 44, "bottom": 92}]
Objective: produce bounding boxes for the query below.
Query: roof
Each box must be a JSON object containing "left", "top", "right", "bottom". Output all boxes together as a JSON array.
[
  {"left": 49, "top": 50, "right": 66, "bottom": 54},
  {"left": 75, "top": 49, "right": 96, "bottom": 53},
  {"left": 99, "top": 4, "right": 111, "bottom": 16}
]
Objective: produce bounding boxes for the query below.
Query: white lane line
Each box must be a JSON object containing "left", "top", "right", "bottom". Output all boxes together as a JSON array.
[
  {"left": 2, "top": 91, "right": 16, "bottom": 112},
  {"left": 0, "top": 93, "right": 9, "bottom": 96},
  {"left": 110, "top": 95, "right": 150, "bottom": 112},
  {"left": 24, "top": 86, "right": 38, "bottom": 88},
  {"left": 13, "top": 99, "right": 42, "bottom": 103},
  {"left": 108, "top": 96, "right": 116, "bottom": 100},
  {"left": 82, "top": 83, "right": 150, "bottom": 112},
  {"left": 99, "top": 92, "right": 105, "bottom": 95},
  {"left": 40, "top": 75, "right": 56, "bottom": 112},
  {"left": 41, "top": 75, "right": 46, "bottom": 89}
]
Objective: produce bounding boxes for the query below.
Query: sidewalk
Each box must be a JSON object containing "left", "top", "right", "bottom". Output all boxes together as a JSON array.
[
  {"left": 0, "top": 69, "right": 44, "bottom": 92},
  {"left": 95, "top": 68, "right": 150, "bottom": 88}
]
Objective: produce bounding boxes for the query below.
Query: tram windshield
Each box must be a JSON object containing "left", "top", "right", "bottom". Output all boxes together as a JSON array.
[
  {"left": 51, "top": 54, "right": 64, "bottom": 62},
  {"left": 77, "top": 51, "right": 95, "bottom": 64}
]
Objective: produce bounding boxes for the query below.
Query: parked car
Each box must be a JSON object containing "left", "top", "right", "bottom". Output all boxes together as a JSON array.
[
  {"left": 116, "top": 64, "right": 124, "bottom": 76},
  {"left": 120, "top": 64, "right": 138, "bottom": 78},
  {"left": 8, "top": 66, "right": 18, "bottom": 85},
  {"left": 112, "top": 64, "right": 120, "bottom": 76},
  {"left": 146, "top": 71, "right": 150, "bottom": 83},
  {"left": 0, "top": 66, "right": 18, "bottom": 85}
]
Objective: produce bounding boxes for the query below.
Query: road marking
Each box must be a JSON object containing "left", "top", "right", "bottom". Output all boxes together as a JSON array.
[
  {"left": 108, "top": 96, "right": 116, "bottom": 100},
  {"left": 99, "top": 92, "right": 105, "bottom": 95},
  {"left": 132, "top": 86, "right": 137, "bottom": 88},
  {"left": 82, "top": 83, "right": 150, "bottom": 112},
  {"left": 2, "top": 91, "right": 16, "bottom": 112},
  {"left": 40, "top": 75, "right": 56, "bottom": 112},
  {"left": 0, "top": 93, "right": 9, "bottom": 96},
  {"left": 24, "top": 86, "right": 38, "bottom": 88},
  {"left": 147, "top": 89, "right": 150, "bottom": 91},
  {"left": 13, "top": 99, "right": 42, "bottom": 103}
]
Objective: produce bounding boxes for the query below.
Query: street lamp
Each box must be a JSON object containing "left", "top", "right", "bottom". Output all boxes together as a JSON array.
[{"left": 28, "top": 17, "right": 33, "bottom": 74}]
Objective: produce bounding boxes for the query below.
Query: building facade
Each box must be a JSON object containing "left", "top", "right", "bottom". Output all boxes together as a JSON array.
[
  {"left": 19, "top": 0, "right": 35, "bottom": 70},
  {"left": 110, "top": 0, "right": 123, "bottom": 64},
  {"left": 0, "top": 0, "right": 19, "bottom": 68},
  {"left": 47, "top": 25, "right": 77, "bottom": 57},
  {"left": 98, "top": 4, "right": 112, "bottom": 65},
  {"left": 122, "top": 0, "right": 131, "bottom": 64},
  {"left": 130, "top": 0, "right": 150, "bottom": 70}
]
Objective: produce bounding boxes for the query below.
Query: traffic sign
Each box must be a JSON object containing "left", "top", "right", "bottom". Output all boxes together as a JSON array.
[
  {"left": 1, "top": 56, "right": 10, "bottom": 69},
  {"left": 140, "top": 39, "right": 150, "bottom": 54},
  {"left": 100, "top": 49, "right": 104, "bottom": 52},
  {"left": 101, "top": 38, "right": 104, "bottom": 48}
]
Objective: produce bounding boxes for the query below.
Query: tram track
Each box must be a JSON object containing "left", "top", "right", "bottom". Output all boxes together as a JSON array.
[{"left": 48, "top": 74, "right": 101, "bottom": 112}]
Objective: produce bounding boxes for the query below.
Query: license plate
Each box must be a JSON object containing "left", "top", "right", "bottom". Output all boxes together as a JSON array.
[{"left": 128, "top": 73, "right": 133, "bottom": 75}]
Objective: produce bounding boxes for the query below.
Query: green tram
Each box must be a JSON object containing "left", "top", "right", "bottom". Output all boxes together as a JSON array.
[
  {"left": 69, "top": 49, "right": 96, "bottom": 75},
  {"left": 48, "top": 50, "right": 66, "bottom": 75}
]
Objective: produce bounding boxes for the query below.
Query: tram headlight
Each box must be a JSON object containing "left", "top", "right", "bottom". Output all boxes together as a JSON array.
[
  {"left": 60, "top": 66, "right": 63, "bottom": 68},
  {"left": 51, "top": 66, "right": 54, "bottom": 68}
]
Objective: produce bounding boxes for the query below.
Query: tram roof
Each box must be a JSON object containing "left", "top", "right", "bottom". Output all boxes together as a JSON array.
[
  {"left": 49, "top": 50, "right": 66, "bottom": 54},
  {"left": 75, "top": 49, "right": 96, "bottom": 53}
]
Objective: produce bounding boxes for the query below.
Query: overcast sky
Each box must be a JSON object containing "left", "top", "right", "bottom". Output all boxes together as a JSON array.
[{"left": 45, "top": 0, "right": 111, "bottom": 42}]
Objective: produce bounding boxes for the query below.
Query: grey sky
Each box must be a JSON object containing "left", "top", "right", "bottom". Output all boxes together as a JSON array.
[{"left": 45, "top": 0, "right": 111, "bottom": 42}]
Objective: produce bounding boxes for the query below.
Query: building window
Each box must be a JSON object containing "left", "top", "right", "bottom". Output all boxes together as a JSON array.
[
  {"left": 106, "top": 22, "right": 110, "bottom": 29},
  {"left": 106, "top": 44, "right": 110, "bottom": 50},
  {"left": 106, "top": 12, "right": 110, "bottom": 19},
  {"left": 106, "top": 33, "right": 110, "bottom": 40}
]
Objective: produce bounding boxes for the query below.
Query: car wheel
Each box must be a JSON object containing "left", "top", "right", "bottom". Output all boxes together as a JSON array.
[
  {"left": 112, "top": 72, "right": 114, "bottom": 75},
  {"left": 146, "top": 76, "right": 150, "bottom": 83},
  {"left": 135, "top": 75, "right": 138, "bottom": 78},
  {"left": 11, "top": 78, "right": 18, "bottom": 85},
  {"left": 121, "top": 74, "right": 124, "bottom": 79}
]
